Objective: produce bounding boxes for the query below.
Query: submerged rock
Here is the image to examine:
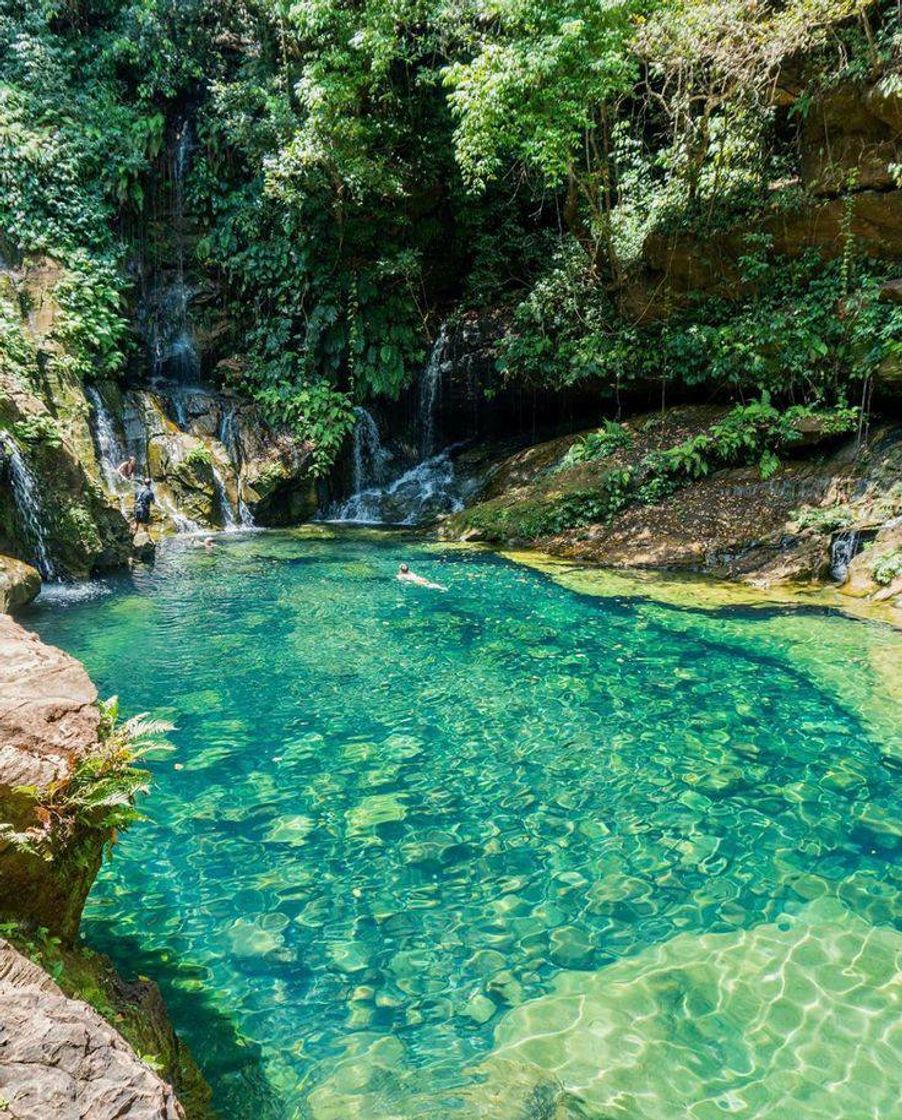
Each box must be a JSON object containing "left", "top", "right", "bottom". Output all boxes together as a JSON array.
[
  {"left": 473, "top": 900, "right": 902, "bottom": 1120},
  {"left": 0, "top": 939, "right": 184, "bottom": 1120}
]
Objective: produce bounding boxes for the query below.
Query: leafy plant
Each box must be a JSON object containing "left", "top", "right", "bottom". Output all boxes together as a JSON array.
[
  {"left": 0, "top": 697, "right": 173, "bottom": 861},
  {"left": 871, "top": 549, "right": 902, "bottom": 587},
  {"left": 558, "top": 420, "right": 633, "bottom": 469},
  {"left": 11, "top": 414, "right": 61, "bottom": 447}
]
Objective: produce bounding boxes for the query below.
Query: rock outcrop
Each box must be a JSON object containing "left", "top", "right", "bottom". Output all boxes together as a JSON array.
[
  {"left": 0, "top": 555, "right": 39, "bottom": 612},
  {"left": 620, "top": 75, "right": 902, "bottom": 345},
  {"left": 0, "top": 614, "right": 105, "bottom": 940},
  {"left": 0, "top": 940, "right": 184, "bottom": 1120},
  {"left": 0, "top": 617, "right": 212, "bottom": 1118},
  {"left": 441, "top": 408, "right": 902, "bottom": 615},
  {"left": 0, "top": 257, "right": 132, "bottom": 579}
]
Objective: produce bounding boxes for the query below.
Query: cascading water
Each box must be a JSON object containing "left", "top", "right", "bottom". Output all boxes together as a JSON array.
[
  {"left": 417, "top": 324, "right": 448, "bottom": 459},
  {"left": 830, "top": 530, "right": 861, "bottom": 582},
  {"left": 324, "top": 329, "right": 466, "bottom": 524},
  {"left": 212, "top": 464, "right": 239, "bottom": 530},
  {"left": 331, "top": 449, "right": 465, "bottom": 525},
  {"left": 144, "top": 116, "right": 200, "bottom": 384},
  {"left": 1, "top": 433, "right": 55, "bottom": 579},
  {"left": 351, "top": 407, "right": 391, "bottom": 492},
  {"left": 218, "top": 404, "right": 255, "bottom": 527},
  {"left": 86, "top": 387, "right": 128, "bottom": 492}
]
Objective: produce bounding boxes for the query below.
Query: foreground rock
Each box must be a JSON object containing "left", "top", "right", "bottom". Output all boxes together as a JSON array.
[
  {"left": 0, "top": 555, "right": 40, "bottom": 612},
  {"left": 0, "top": 614, "right": 103, "bottom": 939},
  {"left": 0, "top": 940, "right": 184, "bottom": 1120},
  {"left": 0, "top": 617, "right": 212, "bottom": 1118}
]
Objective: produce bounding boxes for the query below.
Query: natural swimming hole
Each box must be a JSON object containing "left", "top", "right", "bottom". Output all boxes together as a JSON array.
[{"left": 25, "top": 530, "right": 902, "bottom": 1119}]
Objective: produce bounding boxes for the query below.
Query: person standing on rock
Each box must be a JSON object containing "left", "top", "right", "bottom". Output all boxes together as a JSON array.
[{"left": 132, "top": 478, "right": 155, "bottom": 538}]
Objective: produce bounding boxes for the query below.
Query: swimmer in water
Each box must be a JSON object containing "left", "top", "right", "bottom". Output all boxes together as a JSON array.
[{"left": 397, "top": 562, "right": 447, "bottom": 591}]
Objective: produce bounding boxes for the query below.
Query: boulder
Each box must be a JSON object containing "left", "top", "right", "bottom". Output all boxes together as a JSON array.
[
  {"left": 0, "top": 555, "right": 40, "bottom": 613},
  {"left": 0, "top": 940, "right": 184, "bottom": 1120},
  {"left": 0, "top": 615, "right": 103, "bottom": 940},
  {"left": 132, "top": 531, "right": 157, "bottom": 564}
]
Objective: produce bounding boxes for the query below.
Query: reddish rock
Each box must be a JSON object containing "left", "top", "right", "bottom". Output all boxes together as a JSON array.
[{"left": 0, "top": 615, "right": 103, "bottom": 940}]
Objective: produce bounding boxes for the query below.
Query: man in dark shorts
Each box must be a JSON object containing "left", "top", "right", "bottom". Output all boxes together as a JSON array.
[{"left": 132, "top": 477, "right": 155, "bottom": 537}]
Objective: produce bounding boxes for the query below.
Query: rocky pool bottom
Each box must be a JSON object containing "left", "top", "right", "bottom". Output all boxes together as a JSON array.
[{"left": 23, "top": 529, "right": 902, "bottom": 1119}]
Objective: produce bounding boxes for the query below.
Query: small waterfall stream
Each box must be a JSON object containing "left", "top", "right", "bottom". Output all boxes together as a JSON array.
[
  {"left": 830, "top": 531, "right": 861, "bottom": 582},
  {"left": 2, "top": 433, "right": 55, "bottom": 579},
  {"left": 86, "top": 387, "right": 128, "bottom": 492},
  {"left": 324, "top": 329, "right": 464, "bottom": 524},
  {"left": 144, "top": 116, "right": 201, "bottom": 384},
  {"left": 218, "top": 404, "right": 255, "bottom": 527},
  {"left": 212, "top": 464, "right": 239, "bottom": 530},
  {"left": 417, "top": 324, "right": 448, "bottom": 459}
]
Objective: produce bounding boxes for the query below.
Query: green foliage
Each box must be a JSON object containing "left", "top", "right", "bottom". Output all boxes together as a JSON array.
[
  {"left": 0, "top": 696, "right": 173, "bottom": 861},
  {"left": 0, "top": 0, "right": 895, "bottom": 472},
  {"left": 11, "top": 413, "right": 61, "bottom": 447},
  {"left": 183, "top": 444, "right": 212, "bottom": 470},
  {"left": 793, "top": 504, "right": 856, "bottom": 533},
  {"left": 499, "top": 238, "right": 901, "bottom": 406},
  {"left": 558, "top": 420, "right": 633, "bottom": 469},
  {"left": 871, "top": 549, "right": 902, "bottom": 587},
  {"left": 639, "top": 399, "right": 859, "bottom": 488},
  {"left": 247, "top": 376, "right": 355, "bottom": 476}
]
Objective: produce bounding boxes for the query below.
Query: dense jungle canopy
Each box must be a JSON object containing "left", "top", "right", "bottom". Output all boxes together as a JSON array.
[{"left": 1, "top": 0, "right": 900, "bottom": 468}]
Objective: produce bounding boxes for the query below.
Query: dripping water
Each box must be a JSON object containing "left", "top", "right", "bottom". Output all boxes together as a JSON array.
[
  {"left": 418, "top": 324, "right": 449, "bottom": 459},
  {"left": 830, "top": 530, "right": 861, "bottom": 582},
  {"left": 1, "top": 432, "right": 55, "bottom": 579},
  {"left": 145, "top": 116, "right": 200, "bottom": 384},
  {"left": 86, "top": 386, "right": 128, "bottom": 492}
]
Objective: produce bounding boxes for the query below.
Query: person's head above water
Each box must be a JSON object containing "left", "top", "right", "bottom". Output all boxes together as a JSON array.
[
  {"left": 399, "top": 563, "right": 409, "bottom": 574},
  {"left": 143, "top": 477, "right": 152, "bottom": 486}
]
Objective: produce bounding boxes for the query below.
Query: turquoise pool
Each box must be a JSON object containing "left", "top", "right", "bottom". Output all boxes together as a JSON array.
[{"left": 26, "top": 530, "right": 902, "bottom": 1119}]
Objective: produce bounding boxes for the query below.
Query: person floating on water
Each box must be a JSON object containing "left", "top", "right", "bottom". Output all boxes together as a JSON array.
[
  {"left": 397, "top": 562, "right": 447, "bottom": 591},
  {"left": 132, "top": 477, "right": 155, "bottom": 537},
  {"left": 118, "top": 455, "right": 136, "bottom": 480},
  {"left": 192, "top": 536, "right": 216, "bottom": 551}
]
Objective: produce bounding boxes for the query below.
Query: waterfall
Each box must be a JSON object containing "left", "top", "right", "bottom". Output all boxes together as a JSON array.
[
  {"left": 217, "top": 403, "right": 255, "bottom": 527},
  {"left": 351, "top": 407, "right": 390, "bottom": 492},
  {"left": 86, "top": 387, "right": 128, "bottom": 492},
  {"left": 2, "top": 433, "right": 55, "bottom": 579},
  {"left": 830, "top": 530, "right": 861, "bottom": 582},
  {"left": 212, "top": 464, "right": 239, "bottom": 530},
  {"left": 321, "top": 328, "right": 464, "bottom": 525},
  {"left": 418, "top": 325, "right": 448, "bottom": 459},
  {"left": 324, "top": 447, "right": 466, "bottom": 526},
  {"left": 145, "top": 116, "right": 200, "bottom": 384}
]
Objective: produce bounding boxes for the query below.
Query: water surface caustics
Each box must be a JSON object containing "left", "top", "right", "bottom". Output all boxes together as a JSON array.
[{"left": 25, "top": 531, "right": 902, "bottom": 1120}]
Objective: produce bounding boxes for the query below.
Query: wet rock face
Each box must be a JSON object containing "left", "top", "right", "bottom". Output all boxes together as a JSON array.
[
  {"left": 0, "top": 615, "right": 103, "bottom": 940},
  {"left": 0, "top": 940, "right": 184, "bottom": 1120},
  {"left": 0, "top": 258, "right": 132, "bottom": 579},
  {"left": 0, "top": 555, "right": 40, "bottom": 613}
]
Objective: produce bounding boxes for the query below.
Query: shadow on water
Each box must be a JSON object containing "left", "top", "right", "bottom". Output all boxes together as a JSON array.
[{"left": 81, "top": 918, "right": 283, "bottom": 1120}]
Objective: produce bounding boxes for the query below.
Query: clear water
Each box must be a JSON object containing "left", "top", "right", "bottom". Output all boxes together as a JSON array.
[{"left": 24, "top": 531, "right": 902, "bottom": 1119}]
